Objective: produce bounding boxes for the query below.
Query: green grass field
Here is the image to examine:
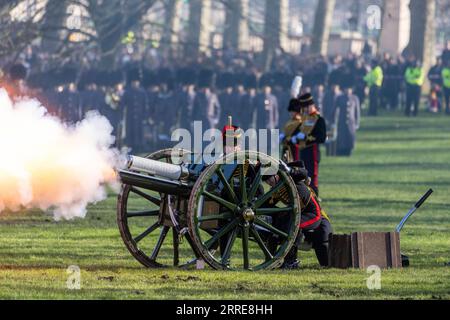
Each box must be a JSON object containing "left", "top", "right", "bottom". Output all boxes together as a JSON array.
[{"left": 1, "top": 111, "right": 449, "bottom": 300}]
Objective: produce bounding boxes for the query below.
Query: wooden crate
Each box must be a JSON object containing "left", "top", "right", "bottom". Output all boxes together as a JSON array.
[{"left": 329, "top": 232, "right": 402, "bottom": 269}]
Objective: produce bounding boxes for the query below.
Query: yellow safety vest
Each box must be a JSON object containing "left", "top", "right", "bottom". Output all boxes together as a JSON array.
[
  {"left": 442, "top": 68, "right": 450, "bottom": 88},
  {"left": 364, "top": 66, "right": 383, "bottom": 87},
  {"left": 405, "top": 67, "right": 424, "bottom": 86}
]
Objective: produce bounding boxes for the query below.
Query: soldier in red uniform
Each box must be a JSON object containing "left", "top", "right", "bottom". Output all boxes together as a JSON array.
[{"left": 284, "top": 93, "right": 327, "bottom": 196}]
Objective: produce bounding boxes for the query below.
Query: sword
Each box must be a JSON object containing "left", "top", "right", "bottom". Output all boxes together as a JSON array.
[{"left": 395, "top": 189, "right": 434, "bottom": 233}]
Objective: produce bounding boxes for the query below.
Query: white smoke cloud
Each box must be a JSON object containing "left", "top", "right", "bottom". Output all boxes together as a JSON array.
[{"left": 0, "top": 89, "right": 122, "bottom": 220}]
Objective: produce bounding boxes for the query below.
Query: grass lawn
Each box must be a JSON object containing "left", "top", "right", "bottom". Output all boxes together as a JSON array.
[{"left": 0, "top": 111, "right": 449, "bottom": 300}]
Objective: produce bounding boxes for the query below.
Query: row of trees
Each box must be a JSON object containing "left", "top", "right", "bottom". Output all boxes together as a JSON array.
[{"left": 0, "top": 0, "right": 442, "bottom": 73}]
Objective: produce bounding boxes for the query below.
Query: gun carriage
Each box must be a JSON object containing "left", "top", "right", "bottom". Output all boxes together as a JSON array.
[{"left": 117, "top": 149, "right": 301, "bottom": 270}]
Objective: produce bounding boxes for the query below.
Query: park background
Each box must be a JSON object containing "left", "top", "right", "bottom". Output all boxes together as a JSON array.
[{"left": 0, "top": 0, "right": 449, "bottom": 299}]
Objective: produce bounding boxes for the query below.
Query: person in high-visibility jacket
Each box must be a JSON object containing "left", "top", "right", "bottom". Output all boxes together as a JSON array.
[
  {"left": 442, "top": 60, "right": 450, "bottom": 115},
  {"left": 404, "top": 59, "right": 425, "bottom": 117},
  {"left": 364, "top": 60, "right": 384, "bottom": 116}
]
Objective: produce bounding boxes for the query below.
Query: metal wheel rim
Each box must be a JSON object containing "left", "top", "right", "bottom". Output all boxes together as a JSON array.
[{"left": 187, "top": 151, "right": 301, "bottom": 271}]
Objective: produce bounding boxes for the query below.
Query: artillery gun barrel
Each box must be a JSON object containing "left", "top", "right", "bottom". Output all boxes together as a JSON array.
[{"left": 126, "top": 156, "right": 189, "bottom": 180}]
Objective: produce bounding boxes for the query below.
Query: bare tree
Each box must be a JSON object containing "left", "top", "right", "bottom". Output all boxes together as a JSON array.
[
  {"left": 40, "top": 0, "right": 70, "bottom": 54},
  {"left": 161, "top": 0, "right": 183, "bottom": 57},
  {"left": 223, "top": 0, "right": 249, "bottom": 52},
  {"left": 185, "top": 0, "right": 211, "bottom": 59},
  {"left": 404, "top": 0, "right": 436, "bottom": 74},
  {"left": 311, "top": 0, "right": 336, "bottom": 56},
  {"left": 262, "top": 0, "right": 288, "bottom": 71},
  {"left": 87, "top": 0, "right": 157, "bottom": 69}
]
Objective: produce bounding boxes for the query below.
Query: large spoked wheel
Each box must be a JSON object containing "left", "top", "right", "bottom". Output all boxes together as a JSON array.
[
  {"left": 187, "top": 151, "right": 301, "bottom": 271},
  {"left": 117, "top": 148, "right": 194, "bottom": 268}
]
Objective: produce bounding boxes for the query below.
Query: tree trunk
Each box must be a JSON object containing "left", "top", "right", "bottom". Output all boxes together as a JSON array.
[
  {"left": 161, "top": 0, "right": 183, "bottom": 57},
  {"left": 311, "top": 0, "right": 336, "bottom": 56},
  {"left": 40, "top": 0, "right": 69, "bottom": 54},
  {"left": 223, "top": 0, "right": 249, "bottom": 52},
  {"left": 87, "top": 0, "right": 156, "bottom": 70},
  {"left": 262, "top": 0, "right": 288, "bottom": 71},
  {"left": 185, "top": 0, "right": 211, "bottom": 59},
  {"left": 405, "top": 0, "right": 436, "bottom": 74}
]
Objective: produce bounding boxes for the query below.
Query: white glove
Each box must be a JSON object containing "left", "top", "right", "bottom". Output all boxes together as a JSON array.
[{"left": 291, "top": 132, "right": 306, "bottom": 144}]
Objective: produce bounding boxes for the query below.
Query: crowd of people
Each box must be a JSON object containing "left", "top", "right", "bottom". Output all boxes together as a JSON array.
[{"left": 1, "top": 43, "right": 450, "bottom": 154}]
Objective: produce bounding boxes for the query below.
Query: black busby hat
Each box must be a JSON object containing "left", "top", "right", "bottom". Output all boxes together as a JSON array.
[
  {"left": 142, "top": 69, "right": 157, "bottom": 88},
  {"left": 126, "top": 67, "right": 142, "bottom": 84},
  {"left": 176, "top": 67, "right": 196, "bottom": 86},
  {"left": 259, "top": 73, "right": 274, "bottom": 89},
  {"left": 235, "top": 72, "right": 246, "bottom": 86},
  {"left": 97, "top": 70, "right": 124, "bottom": 87},
  {"left": 78, "top": 69, "right": 98, "bottom": 89},
  {"left": 288, "top": 98, "right": 302, "bottom": 113},
  {"left": 298, "top": 93, "right": 315, "bottom": 108},
  {"left": 244, "top": 73, "right": 257, "bottom": 89},
  {"left": 158, "top": 67, "right": 175, "bottom": 88},
  {"left": 27, "top": 72, "right": 48, "bottom": 90},
  {"left": 340, "top": 72, "right": 355, "bottom": 90},
  {"left": 9, "top": 64, "right": 28, "bottom": 81},
  {"left": 217, "top": 72, "right": 234, "bottom": 90},
  {"left": 197, "top": 69, "right": 214, "bottom": 89},
  {"left": 58, "top": 66, "right": 78, "bottom": 85}
]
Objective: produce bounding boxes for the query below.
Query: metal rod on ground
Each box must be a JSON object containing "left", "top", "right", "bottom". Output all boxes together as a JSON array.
[{"left": 395, "top": 189, "right": 434, "bottom": 233}]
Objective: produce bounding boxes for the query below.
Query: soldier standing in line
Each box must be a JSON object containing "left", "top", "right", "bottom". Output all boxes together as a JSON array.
[
  {"left": 142, "top": 69, "right": 160, "bottom": 149},
  {"left": 174, "top": 67, "right": 197, "bottom": 131},
  {"left": 121, "top": 67, "right": 148, "bottom": 153},
  {"left": 334, "top": 79, "right": 361, "bottom": 157},
  {"left": 79, "top": 70, "right": 108, "bottom": 117},
  {"left": 193, "top": 69, "right": 221, "bottom": 130},
  {"left": 218, "top": 72, "right": 235, "bottom": 126},
  {"left": 272, "top": 71, "right": 292, "bottom": 127},
  {"left": 58, "top": 67, "right": 83, "bottom": 123},
  {"left": 256, "top": 73, "right": 279, "bottom": 130},
  {"left": 404, "top": 58, "right": 424, "bottom": 117},
  {"left": 364, "top": 60, "right": 384, "bottom": 116},
  {"left": 155, "top": 68, "right": 177, "bottom": 148},
  {"left": 240, "top": 73, "right": 258, "bottom": 129},
  {"left": 233, "top": 73, "right": 248, "bottom": 128},
  {"left": 103, "top": 70, "right": 125, "bottom": 146}
]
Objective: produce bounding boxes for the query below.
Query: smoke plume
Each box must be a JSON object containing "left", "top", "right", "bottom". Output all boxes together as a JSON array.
[{"left": 0, "top": 89, "right": 121, "bottom": 220}]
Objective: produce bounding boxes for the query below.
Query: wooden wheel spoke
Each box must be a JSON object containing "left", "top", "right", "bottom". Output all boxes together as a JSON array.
[
  {"left": 250, "top": 226, "right": 273, "bottom": 261},
  {"left": 255, "top": 207, "right": 293, "bottom": 216},
  {"left": 221, "top": 228, "right": 238, "bottom": 265},
  {"left": 242, "top": 224, "right": 250, "bottom": 269},
  {"left": 130, "top": 187, "right": 161, "bottom": 206},
  {"left": 150, "top": 226, "right": 170, "bottom": 261},
  {"left": 202, "top": 190, "right": 237, "bottom": 211},
  {"left": 197, "top": 211, "right": 233, "bottom": 222},
  {"left": 127, "top": 210, "right": 160, "bottom": 218},
  {"left": 204, "top": 219, "right": 239, "bottom": 250},
  {"left": 173, "top": 228, "right": 179, "bottom": 266},
  {"left": 134, "top": 222, "right": 160, "bottom": 243},
  {"left": 239, "top": 164, "right": 248, "bottom": 203},
  {"left": 216, "top": 168, "right": 238, "bottom": 203},
  {"left": 253, "top": 180, "right": 286, "bottom": 208},
  {"left": 254, "top": 218, "right": 288, "bottom": 239},
  {"left": 248, "top": 169, "right": 262, "bottom": 201}
]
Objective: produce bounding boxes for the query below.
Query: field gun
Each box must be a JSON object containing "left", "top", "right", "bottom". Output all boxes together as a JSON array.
[{"left": 117, "top": 149, "right": 301, "bottom": 270}]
